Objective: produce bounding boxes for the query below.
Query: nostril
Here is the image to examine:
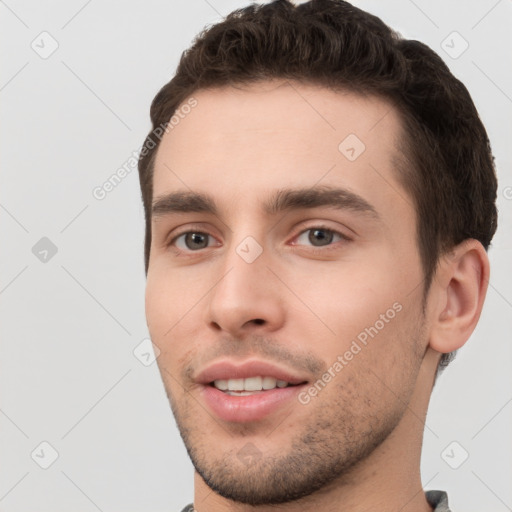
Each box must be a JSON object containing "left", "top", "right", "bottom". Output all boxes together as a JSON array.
[{"left": 252, "top": 319, "right": 265, "bottom": 325}]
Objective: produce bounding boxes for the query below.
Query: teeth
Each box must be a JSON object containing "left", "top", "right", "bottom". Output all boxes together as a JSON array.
[
  {"left": 214, "top": 379, "right": 228, "bottom": 391},
  {"left": 213, "top": 376, "right": 292, "bottom": 392},
  {"left": 262, "top": 376, "right": 277, "bottom": 389},
  {"left": 228, "top": 378, "right": 245, "bottom": 391},
  {"left": 244, "top": 376, "right": 262, "bottom": 391}
]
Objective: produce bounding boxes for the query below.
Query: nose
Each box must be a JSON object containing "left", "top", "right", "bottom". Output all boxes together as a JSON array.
[{"left": 204, "top": 239, "right": 286, "bottom": 337}]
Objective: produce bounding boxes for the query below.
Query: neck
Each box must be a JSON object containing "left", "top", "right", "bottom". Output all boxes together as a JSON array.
[{"left": 192, "top": 348, "right": 439, "bottom": 512}]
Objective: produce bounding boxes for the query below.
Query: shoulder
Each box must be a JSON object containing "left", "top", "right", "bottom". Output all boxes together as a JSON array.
[{"left": 425, "top": 490, "right": 451, "bottom": 511}]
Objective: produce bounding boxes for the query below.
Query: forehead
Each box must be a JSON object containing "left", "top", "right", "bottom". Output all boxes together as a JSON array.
[{"left": 152, "top": 80, "right": 409, "bottom": 218}]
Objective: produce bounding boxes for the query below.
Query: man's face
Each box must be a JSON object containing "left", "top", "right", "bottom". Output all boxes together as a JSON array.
[{"left": 145, "top": 81, "right": 430, "bottom": 505}]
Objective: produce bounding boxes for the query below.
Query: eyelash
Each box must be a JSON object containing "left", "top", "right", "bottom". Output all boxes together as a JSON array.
[{"left": 167, "top": 224, "right": 351, "bottom": 256}]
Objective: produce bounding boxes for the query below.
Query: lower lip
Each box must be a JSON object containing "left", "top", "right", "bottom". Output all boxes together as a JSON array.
[{"left": 200, "top": 384, "right": 306, "bottom": 423}]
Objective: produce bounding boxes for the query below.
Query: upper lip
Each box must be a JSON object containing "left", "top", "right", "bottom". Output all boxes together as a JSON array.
[{"left": 195, "top": 359, "right": 309, "bottom": 385}]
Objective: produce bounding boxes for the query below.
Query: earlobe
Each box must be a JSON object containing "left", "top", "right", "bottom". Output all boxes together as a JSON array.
[{"left": 428, "top": 239, "right": 490, "bottom": 354}]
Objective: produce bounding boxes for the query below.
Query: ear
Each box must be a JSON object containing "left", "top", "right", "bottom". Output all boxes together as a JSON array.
[{"left": 428, "top": 239, "right": 490, "bottom": 354}]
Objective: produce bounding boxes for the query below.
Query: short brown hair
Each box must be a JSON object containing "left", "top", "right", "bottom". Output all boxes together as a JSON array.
[{"left": 138, "top": 0, "right": 498, "bottom": 370}]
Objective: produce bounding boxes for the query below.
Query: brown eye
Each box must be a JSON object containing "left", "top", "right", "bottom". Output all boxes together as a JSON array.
[
  {"left": 174, "top": 232, "right": 212, "bottom": 251},
  {"left": 295, "top": 227, "right": 344, "bottom": 248},
  {"left": 308, "top": 228, "right": 335, "bottom": 246}
]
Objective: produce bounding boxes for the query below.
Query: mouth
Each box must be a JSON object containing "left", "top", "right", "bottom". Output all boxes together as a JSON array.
[
  {"left": 200, "top": 375, "right": 309, "bottom": 423},
  {"left": 209, "top": 375, "right": 305, "bottom": 396},
  {"left": 195, "top": 359, "right": 311, "bottom": 423}
]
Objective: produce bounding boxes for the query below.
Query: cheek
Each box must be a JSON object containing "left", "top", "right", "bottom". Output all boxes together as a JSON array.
[
  {"left": 145, "top": 271, "right": 169, "bottom": 336},
  {"left": 310, "top": 306, "right": 421, "bottom": 425},
  {"left": 287, "top": 251, "right": 421, "bottom": 378},
  {"left": 291, "top": 259, "right": 404, "bottom": 336},
  {"left": 145, "top": 264, "right": 204, "bottom": 337},
  {"left": 145, "top": 266, "right": 210, "bottom": 373},
  {"left": 145, "top": 273, "right": 194, "bottom": 391}
]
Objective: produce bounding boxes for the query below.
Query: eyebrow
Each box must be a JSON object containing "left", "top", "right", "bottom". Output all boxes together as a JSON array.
[{"left": 151, "top": 186, "right": 379, "bottom": 220}]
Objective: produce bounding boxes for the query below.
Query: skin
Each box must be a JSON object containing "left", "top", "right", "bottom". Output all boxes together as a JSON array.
[{"left": 145, "top": 80, "right": 489, "bottom": 512}]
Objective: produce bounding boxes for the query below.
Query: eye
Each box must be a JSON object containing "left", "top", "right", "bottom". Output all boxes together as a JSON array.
[
  {"left": 293, "top": 226, "right": 347, "bottom": 249},
  {"left": 172, "top": 231, "right": 216, "bottom": 251}
]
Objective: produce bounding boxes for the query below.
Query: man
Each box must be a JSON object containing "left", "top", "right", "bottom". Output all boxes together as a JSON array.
[{"left": 137, "top": 1, "right": 498, "bottom": 510}]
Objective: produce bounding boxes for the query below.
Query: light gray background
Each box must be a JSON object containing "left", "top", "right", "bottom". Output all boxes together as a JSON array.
[{"left": 1, "top": 1, "right": 511, "bottom": 511}]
